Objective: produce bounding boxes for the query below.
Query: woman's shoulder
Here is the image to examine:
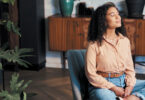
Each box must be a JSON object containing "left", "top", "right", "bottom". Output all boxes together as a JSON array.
[
  {"left": 123, "top": 36, "right": 130, "bottom": 44},
  {"left": 87, "top": 41, "right": 99, "bottom": 49},
  {"left": 118, "top": 33, "right": 130, "bottom": 43},
  {"left": 88, "top": 41, "right": 99, "bottom": 47},
  {"left": 86, "top": 41, "right": 100, "bottom": 54}
]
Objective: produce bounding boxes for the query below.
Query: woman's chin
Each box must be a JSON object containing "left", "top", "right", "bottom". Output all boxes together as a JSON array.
[{"left": 116, "top": 24, "right": 121, "bottom": 28}]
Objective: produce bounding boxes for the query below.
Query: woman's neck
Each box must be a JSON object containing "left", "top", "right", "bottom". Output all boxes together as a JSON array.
[{"left": 104, "top": 29, "right": 117, "bottom": 39}]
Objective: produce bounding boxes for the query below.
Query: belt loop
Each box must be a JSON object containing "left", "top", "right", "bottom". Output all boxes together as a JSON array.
[
  {"left": 120, "top": 74, "right": 125, "bottom": 87},
  {"left": 108, "top": 73, "right": 111, "bottom": 81},
  {"left": 120, "top": 76, "right": 122, "bottom": 87}
]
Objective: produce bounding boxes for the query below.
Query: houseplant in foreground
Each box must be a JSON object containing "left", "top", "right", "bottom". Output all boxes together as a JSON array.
[
  {"left": 0, "top": 46, "right": 33, "bottom": 100},
  {"left": 0, "top": 73, "right": 32, "bottom": 100},
  {"left": 0, "top": 0, "right": 34, "bottom": 99}
]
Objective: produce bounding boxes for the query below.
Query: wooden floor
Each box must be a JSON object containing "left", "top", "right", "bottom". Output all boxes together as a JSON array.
[
  {"left": 1, "top": 67, "right": 145, "bottom": 100},
  {"left": 1, "top": 68, "right": 73, "bottom": 100}
]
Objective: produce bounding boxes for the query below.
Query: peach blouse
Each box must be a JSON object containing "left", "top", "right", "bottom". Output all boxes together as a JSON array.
[{"left": 85, "top": 33, "right": 136, "bottom": 89}]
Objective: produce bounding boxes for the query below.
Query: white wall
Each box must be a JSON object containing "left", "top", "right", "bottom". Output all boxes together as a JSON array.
[
  {"left": 45, "top": 0, "right": 145, "bottom": 68},
  {"left": 44, "top": 0, "right": 128, "bottom": 17}
]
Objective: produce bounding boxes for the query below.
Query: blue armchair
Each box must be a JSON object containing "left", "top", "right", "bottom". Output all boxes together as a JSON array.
[{"left": 67, "top": 50, "right": 88, "bottom": 100}]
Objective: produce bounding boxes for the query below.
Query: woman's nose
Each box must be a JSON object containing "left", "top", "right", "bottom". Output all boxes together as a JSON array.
[{"left": 116, "top": 14, "right": 121, "bottom": 19}]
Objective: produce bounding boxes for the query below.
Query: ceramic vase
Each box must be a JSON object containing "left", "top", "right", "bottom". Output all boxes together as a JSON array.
[
  {"left": 59, "top": 0, "right": 74, "bottom": 17},
  {"left": 126, "top": 0, "right": 145, "bottom": 18}
]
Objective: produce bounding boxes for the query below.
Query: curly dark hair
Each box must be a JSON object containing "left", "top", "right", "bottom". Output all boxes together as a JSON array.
[{"left": 88, "top": 2, "right": 127, "bottom": 45}]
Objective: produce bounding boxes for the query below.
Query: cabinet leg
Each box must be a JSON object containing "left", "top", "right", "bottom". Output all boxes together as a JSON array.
[{"left": 61, "top": 51, "right": 66, "bottom": 69}]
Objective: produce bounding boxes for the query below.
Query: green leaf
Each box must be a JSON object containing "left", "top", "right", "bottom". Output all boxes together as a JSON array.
[
  {"left": 23, "top": 92, "right": 27, "bottom": 100},
  {"left": 10, "top": 73, "right": 32, "bottom": 92},
  {"left": 6, "top": 20, "right": 11, "bottom": 32},
  {"left": 15, "top": 80, "right": 24, "bottom": 91},
  {"left": 19, "top": 80, "right": 32, "bottom": 92},
  {"left": 0, "top": 72, "right": 32, "bottom": 100},
  {"left": 0, "top": 46, "right": 33, "bottom": 68},
  {"left": 15, "top": 59, "right": 30, "bottom": 68},
  {"left": 10, "top": 0, "right": 15, "bottom": 5},
  {"left": 0, "top": 0, "right": 15, "bottom": 5},
  {"left": 11, "top": 22, "right": 21, "bottom": 37},
  {"left": 17, "top": 48, "right": 33, "bottom": 55},
  {"left": 0, "top": 63, "right": 3, "bottom": 70},
  {"left": 0, "top": 90, "right": 12, "bottom": 99},
  {"left": 10, "top": 73, "right": 19, "bottom": 92},
  {"left": 5, "top": 20, "right": 21, "bottom": 37}
]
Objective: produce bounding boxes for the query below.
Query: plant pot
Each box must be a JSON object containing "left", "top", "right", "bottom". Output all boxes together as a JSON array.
[
  {"left": 59, "top": 0, "right": 74, "bottom": 17},
  {"left": 126, "top": 0, "right": 145, "bottom": 18}
]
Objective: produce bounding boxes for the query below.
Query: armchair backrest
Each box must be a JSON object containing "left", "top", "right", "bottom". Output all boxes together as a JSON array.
[{"left": 67, "top": 50, "right": 88, "bottom": 100}]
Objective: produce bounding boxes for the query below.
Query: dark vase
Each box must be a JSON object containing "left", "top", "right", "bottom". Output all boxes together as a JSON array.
[
  {"left": 77, "top": 2, "right": 94, "bottom": 17},
  {"left": 126, "top": 0, "right": 145, "bottom": 18},
  {"left": 85, "top": 7, "right": 94, "bottom": 17},
  {"left": 77, "top": 2, "right": 86, "bottom": 16},
  {"left": 59, "top": 0, "right": 74, "bottom": 17}
]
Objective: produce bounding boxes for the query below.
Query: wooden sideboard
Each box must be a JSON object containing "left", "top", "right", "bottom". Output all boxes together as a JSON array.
[
  {"left": 48, "top": 16, "right": 89, "bottom": 51},
  {"left": 48, "top": 15, "right": 145, "bottom": 56}
]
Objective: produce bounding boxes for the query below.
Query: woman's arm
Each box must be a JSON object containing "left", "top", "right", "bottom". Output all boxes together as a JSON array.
[
  {"left": 124, "top": 38, "right": 136, "bottom": 87},
  {"left": 124, "top": 38, "right": 136, "bottom": 96},
  {"left": 85, "top": 42, "right": 115, "bottom": 89}
]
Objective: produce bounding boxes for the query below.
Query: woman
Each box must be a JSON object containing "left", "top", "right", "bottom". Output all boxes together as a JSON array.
[{"left": 85, "top": 2, "right": 145, "bottom": 100}]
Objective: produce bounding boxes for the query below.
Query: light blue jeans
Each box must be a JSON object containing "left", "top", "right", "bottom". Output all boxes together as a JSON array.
[{"left": 88, "top": 74, "right": 145, "bottom": 100}]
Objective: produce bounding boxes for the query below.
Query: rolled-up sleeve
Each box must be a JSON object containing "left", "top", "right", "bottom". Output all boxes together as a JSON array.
[
  {"left": 125, "top": 39, "right": 136, "bottom": 87},
  {"left": 85, "top": 42, "right": 115, "bottom": 89}
]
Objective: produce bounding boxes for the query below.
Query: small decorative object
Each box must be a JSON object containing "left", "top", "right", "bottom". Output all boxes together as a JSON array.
[
  {"left": 85, "top": 7, "right": 94, "bottom": 17},
  {"left": 59, "top": 0, "right": 74, "bottom": 17},
  {"left": 126, "top": 0, "right": 145, "bottom": 18},
  {"left": 77, "top": 2, "right": 86, "bottom": 16},
  {"left": 77, "top": 2, "right": 94, "bottom": 17}
]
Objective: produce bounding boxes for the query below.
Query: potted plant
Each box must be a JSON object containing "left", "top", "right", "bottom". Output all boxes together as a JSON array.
[
  {"left": 0, "top": 0, "right": 34, "bottom": 99},
  {"left": 0, "top": 43, "right": 33, "bottom": 100}
]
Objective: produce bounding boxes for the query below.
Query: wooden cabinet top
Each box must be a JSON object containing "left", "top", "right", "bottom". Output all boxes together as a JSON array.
[
  {"left": 48, "top": 15, "right": 145, "bottom": 21},
  {"left": 48, "top": 14, "right": 90, "bottom": 19}
]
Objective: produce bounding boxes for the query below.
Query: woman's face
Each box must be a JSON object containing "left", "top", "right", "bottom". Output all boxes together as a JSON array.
[{"left": 105, "top": 7, "right": 121, "bottom": 29}]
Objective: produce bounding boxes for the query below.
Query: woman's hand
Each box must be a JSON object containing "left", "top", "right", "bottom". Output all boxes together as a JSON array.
[
  {"left": 110, "top": 86, "right": 125, "bottom": 97},
  {"left": 124, "top": 86, "right": 134, "bottom": 97}
]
